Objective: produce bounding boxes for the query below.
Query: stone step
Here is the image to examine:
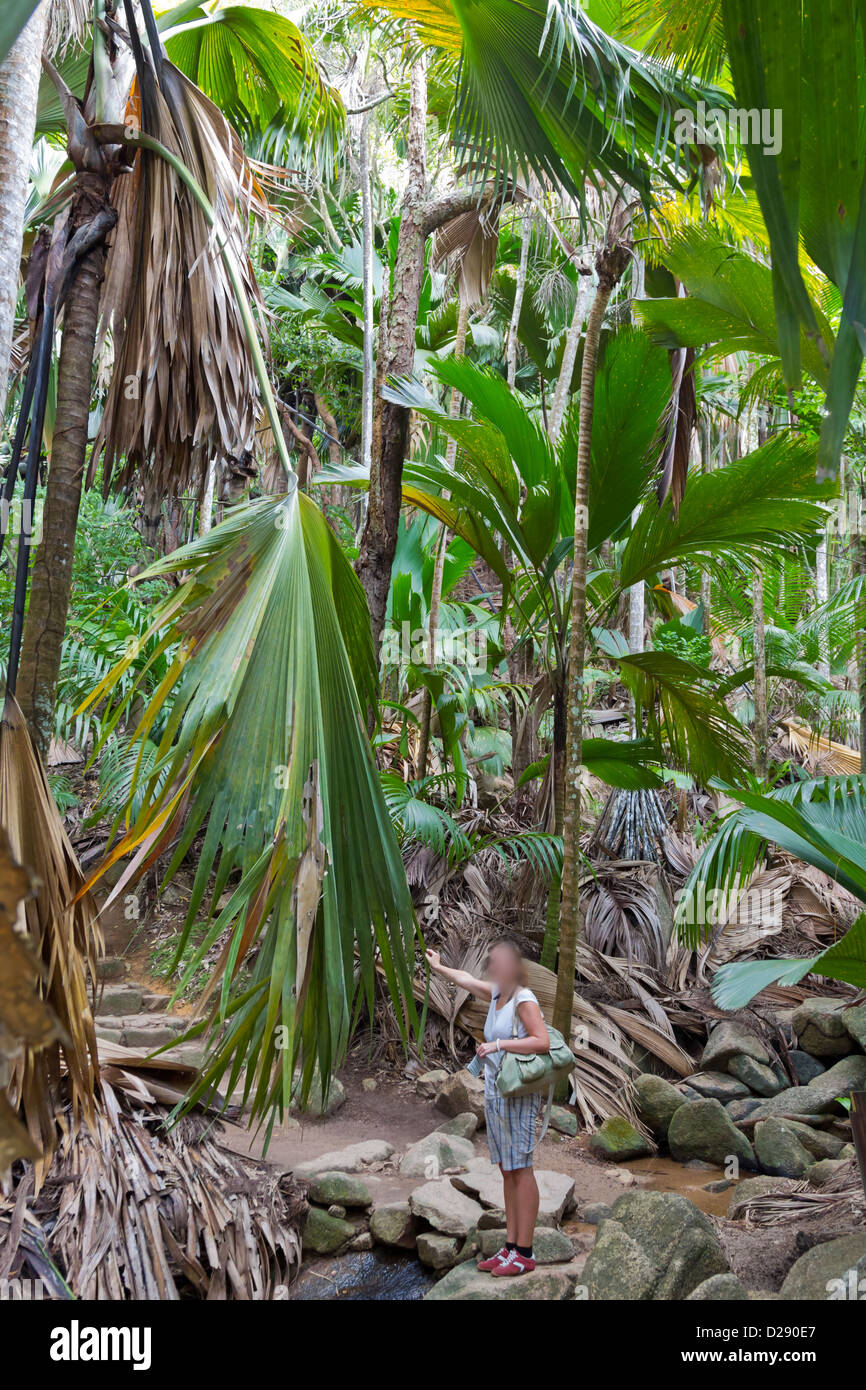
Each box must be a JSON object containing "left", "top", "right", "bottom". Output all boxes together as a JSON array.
[
  {"left": 95, "top": 983, "right": 142, "bottom": 1017},
  {"left": 95, "top": 956, "right": 128, "bottom": 982},
  {"left": 95, "top": 1012, "right": 191, "bottom": 1049}
]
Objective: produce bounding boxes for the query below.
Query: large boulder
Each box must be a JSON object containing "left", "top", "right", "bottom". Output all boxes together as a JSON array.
[
  {"left": 307, "top": 1171, "right": 375, "bottom": 1208},
  {"left": 302, "top": 1206, "right": 355, "bottom": 1254},
  {"left": 633, "top": 1074, "right": 686, "bottom": 1140},
  {"left": 780, "top": 1234, "right": 866, "bottom": 1300},
  {"left": 435, "top": 1112, "right": 478, "bottom": 1139},
  {"left": 416, "top": 1069, "right": 449, "bottom": 1100},
  {"left": 369, "top": 1202, "right": 418, "bottom": 1249},
  {"left": 398, "top": 1131, "right": 476, "bottom": 1178},
  {"left": 805, "top": 1157, "right": 852, "bottom": 1186},
  {"left": 748, "top": 1054, "right": 866, "bottom": 1121},
  {"left": 687, "top": 1274, "right": 749, "bottom": 1301},
  {"left": 294, "top": 1140, "right": 394, "bottom": 1182},
  {"left": 425, "top": 1260, "right": 583, "bottom": 1301},
  {"left": 753, "top": 1119, "right": 814, "bottom": 1178},
  {"left": 550, "top": 1105, "right": 578, "bottom": 1137},
  {"left": 728, "top": 1055, "right": 785, "bottom": 1098},
  {"left": 789, "top": 1050, "right": 826, "bottom": 1085},
  {"left": 582, "top": 1191, "right": 729, "bottom": 1300},
  {"left": 726, "top": 1175, "right": 799, "bottom": 1219},
  {"left": 588, "top": 1116, "right": 654, "bottom": 1162},
  {"left": 769, "top": 1118, "right": 846, "bottom": 1159},
  {"left": 410, "top": 1180, "right": 483, "bottom": 1236},
  {"left": 842, "top": 1002, "right": 866, "bottom": 1051},
  {"left": 434, "top": 1071, "right": 486, "bottom": 1126},
  {"left": 452, "top": 1167, "right": 576, "bottom": 1223},
  {"left": 686, "top": 1071, "right": 751, "bottom": 1103},
  {"left": 416, "top": 1233, "right": 462, "bottom": 1270},
  {"left": 292, "top": 1073, "right": 346, "bottom": 1117},
  {"left": 701, "top": 1021, "right": 770, "bottom": 1071},
  {"left": 667, "top": 1099, "right": 756, "bottom": 1170},
  {"left": 791, "top": 998, "right": 854, "bottom": 1058}
]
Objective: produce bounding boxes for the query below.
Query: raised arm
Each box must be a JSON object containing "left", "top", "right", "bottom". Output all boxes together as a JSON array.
[{"left": 425, "top": 949, "right": 492, "bottom": 1002}]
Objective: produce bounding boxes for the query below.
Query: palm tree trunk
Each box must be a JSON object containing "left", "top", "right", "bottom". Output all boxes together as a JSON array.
[
  {"left": 753, "top": 566, "right": 768, "bottom": 780},
  {"left": 857, "top": 480, "right": 866, "bottom": 773},
  {"left": 417, "top": 298, "right": 469, "bottom": 777},
  {"left": 547, "top": 275, "right": 590, "bottom": 446},
  {"left": 816, "top": 529, "right": 830, "bottom": 678},
  {"left": 506, "top": 205, "right": 531, "bottom": 390},
  {"left": 553, "top": 227, "right": 629, "bottom": 1037},
  {"left": 0, "top": 1, "right": 47, "bottom": 413},
  {"left": 16, "top": 175, "right": 111, "bottom": 757},
  {"left": 359, "top": 108, "right": 375, "bottom": 474}
]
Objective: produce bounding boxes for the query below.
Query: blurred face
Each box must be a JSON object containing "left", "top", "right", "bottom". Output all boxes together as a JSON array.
[{"left": 487, "top": 943, "right": 521, "bottom": 993}]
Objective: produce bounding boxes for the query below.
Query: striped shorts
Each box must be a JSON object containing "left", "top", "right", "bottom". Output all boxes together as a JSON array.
[{"left": 485, "top": 1090, "right": 542, "bottom": 1171}]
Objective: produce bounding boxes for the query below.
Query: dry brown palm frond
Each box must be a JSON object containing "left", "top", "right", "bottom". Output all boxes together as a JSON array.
[
  {"left": 736, "top": 1180, "right": 864, "bottom": 1226},
  {"left": 581, "top": 860, "right": 668, "bottom": 969},
  {"left": 0, "top": 1082, "right": 304, "bottom": 1300},
  {"left": 778, "top": 720, "right": 861, "bottom": 775},
  {"left": 0, "top": 695, "right": 101, "bottom": 1178},
  {"left": 92, "top": 54, "right": 266, "bottom": 502},
  {"left": 433, "top": 199, "right": 501, "bottom": 308}
]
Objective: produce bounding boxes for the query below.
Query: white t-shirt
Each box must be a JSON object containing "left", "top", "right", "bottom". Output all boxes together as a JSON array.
[{"left": 482, "top": 987, "right": 538, "bottom": 1099}]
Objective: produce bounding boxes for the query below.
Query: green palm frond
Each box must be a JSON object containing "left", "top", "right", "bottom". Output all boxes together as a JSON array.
[
  {"left": 79, "top": 490, "right": 419, "bottom": 1134},
  {"left": 617, "top": 433, "right": 833, "bottom": 593},
  {"left": 0, "top": 0, "right": 39, "bottom": 65},
  {"left": 618, "top": 651, "right": 752, "bottom": 782},
  {"left": 619, "top": 0, "right": 727, "bottom": 83},
  {"left": 712, "top": 913, "right": 866, "bottom": 1009}
]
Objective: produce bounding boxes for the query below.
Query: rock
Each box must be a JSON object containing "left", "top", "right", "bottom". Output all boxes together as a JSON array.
[
  {"left": 703, "top": 1180, "right": 733, "bottom": 1194},
  {"left": 302, "top": 1206, "right": 354, "bottom": 1254},
  {"left": 477, "top": 1208, "right": 557, "bottom": 1230},
  {"left": 726, "top": 1098, "right": 764, "bottom": 1122},
  {"left": 410, "top": 1180, "right": 483, "bottom": 1236},
  {"left": 434, "top": 1071, "right": 486, "bottom": 1126},
  {"left": 805, "top": 1157, "right": 852, "bottom": 1186},
  {"left": 676, "top": 1084, "right": 702, "bottom": 1102},
  {"left": 292, "top": 1074, "right": 346, "bottom": 1117},
  {"left": 728, "top": 1054, "right": 785, "bottom": 1097},
  {"left": 478, "top": 1227, "right": 575, "bottom": 1265},
  {"left": 307, "top": 1171, "right": 375, "bottom": 1208},
  {"left": 94, "top": 1025, "right": 124, "bottom": 1044},
  {"left": 436, "top": 1112, "right": 478, "bottom": 1139},
  {"left": 840, "top": 1142, "right": 856, "bottom": 1159},
  {"left": 687, "top": 1274, "right": 749, "bottom": 1300},
  {"left": 789, "top": 1050, "right": 826, "bottom": 1085},
  {"left": 369, "top": 1202, "right": 417, "bottom": 1250},
  {"left": 141, "top": 992, "right": 170, "bottom": 1012},
  {"left": 769, "top": 1119, "right": 846, "bottom": 1159},
  {"left": 668, "top": 1099, "right": 756, "bottom": 1170},
  {"left": 416, "top": 1069, "right": 449, "bottom": 1100},
  {"left": 633, "top": 1074, "right": 686, "bottom": 1140},
  {"left": 96, "top": 983, "right": 142, "bottom": 1017},
  {"left": 701, "top": 1021, "right": 770, "bottom": 1070},
  {"left": 582, "top": 1202, "right": 612, "bottom": 1225},
  {"left": 582, "top": 1191, "right": 728, "bottom": 1300},
  {"left": 726, "top": 1175, "right": 799, "bottom": 1219},
  {"left": 791, "top": 998, "right": 853, "bottom": 1058},
  {"left": 327, "top": 1204, "right": 347, "bottom": 1219},
  {"left": 349, "top": 1232, "right": 374, "bottom": 1252},
  {"left": 425, "top": 1260, "right": 583, "bottom": 1301},
  {"left": 452, "top": 1168, "right": 576, "bottom": 1223},
  {"left": 361, "top": 1078, "right": 377, "bottom": 1093},
  {"left": 399, "top": 1132, "right": 476, "bottom": 1178},
  {"left": 549, "top": 1105, "right": 578, "bottom": 1137},
  {"left": 780, "top": 1234, "right": 866, "bottom": 1300},
  {"left": 95, "top": 956, "right": 127, "bottom": 981},
  {"left": 416, "top": 1233, "right": 462, "bottom": 1270},
  {"left": 754, "top": 1119, "right": 814, "bottom": 1178},
  {"left": 686, "top": 1071, "right": 751, "bottom": 1103},
  {"left": 123, "top": 1019, "right": 187, "bottom": 1049},
  {"left": 842, "top": 1002, "right": 866, "bottom": 1051},
  {"left": 750, "top": 1054, "right": 866, "bottom": 1119},
  {"left": 588, "top": 1116, "right": 654, "bottom": 1162},
  {"left": 294, "top": 1140, "right": 395, "bottom": 1182}
]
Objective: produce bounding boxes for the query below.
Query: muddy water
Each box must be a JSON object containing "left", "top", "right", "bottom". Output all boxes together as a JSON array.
[
  {"left": 621, "top": 1154, "right": 735, "bottom": 1217},
  {"left": 289, "top": 1248, "right": 435, "bottom": 1301}
]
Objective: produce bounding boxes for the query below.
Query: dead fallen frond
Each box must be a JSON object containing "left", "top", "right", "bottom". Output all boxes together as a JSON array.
[
  {"left": 1, "top": 1082, "right": 304, "bottom": 1300},
  {"left": 0, "top": 694, "right": 101, "bottom": 1177}
]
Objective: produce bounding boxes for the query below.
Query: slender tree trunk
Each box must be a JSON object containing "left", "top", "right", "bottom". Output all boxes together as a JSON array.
[
  {"left": 417, "top": 296, "right": 469, "bottom": 777},
  {"left": 752, "top": 566, "right": 768, "bottom": 780},
  {"left": 359, "top": 109, "right": 375, "bottom": 475},
  {"left": 816, "top": 530, "right": 830, "bottom": 678},
  {"left": 356, "top": 59, "right": 427, "bottom": 657},
  {"left": 857, "top": 480, "right": 866, "bottom": 773},
  {"left": 17, "top": 173, "right": 112, "bottom": 757},
  {"left": 198, "top": 456, "right": 216, "bottom": 536},
  {"left": 553, "top": 229, "right": 629, "bottom": 1038},
  {"left": 628, "top": 505, "right": 644, "bottom": 735},
  {"left": 506, "top": 205, "right": 531, "bottom": 390},
  {"left": 547, "top": 275, "right": 590, "bottom": 446},
  {"left": 0, "top": 2, "right": 47, "bottom": 414}
]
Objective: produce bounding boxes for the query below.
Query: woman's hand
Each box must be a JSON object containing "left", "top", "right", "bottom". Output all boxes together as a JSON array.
[
  {"left": 425, "top": 948, "right": 442, "bottom": 973},
  {"left": 476, "top": 1041, "right": 499, "bottom": 1059}
]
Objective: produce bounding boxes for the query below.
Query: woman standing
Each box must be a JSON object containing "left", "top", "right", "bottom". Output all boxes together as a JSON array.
[{"left": 425, "top": 938, "right": 550, "bottom": 1276}]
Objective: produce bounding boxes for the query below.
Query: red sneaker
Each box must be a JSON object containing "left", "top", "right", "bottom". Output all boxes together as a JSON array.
[
  {"left": 490, "top": 1250, "right": 536, "bottom": 1277},
  {"left": 477, "top": 1246, "right": 511, "bottom": 1272}
]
